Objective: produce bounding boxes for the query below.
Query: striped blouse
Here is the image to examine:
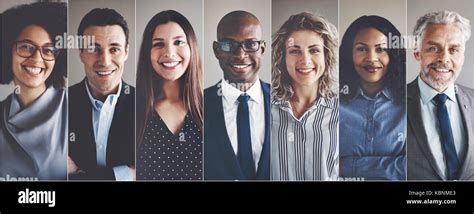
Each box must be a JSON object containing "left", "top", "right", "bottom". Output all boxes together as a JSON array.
[{"left": 271, "top": 96, "right": 339, "bottom": 181}]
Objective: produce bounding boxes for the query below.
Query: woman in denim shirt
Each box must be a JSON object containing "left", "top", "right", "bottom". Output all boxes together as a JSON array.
[{"left": 339, "top": 15, "right": 406, "bottom": 180}]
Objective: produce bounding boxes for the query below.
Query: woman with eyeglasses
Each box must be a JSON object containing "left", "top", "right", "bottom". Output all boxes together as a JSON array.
[
  {"left": 0, "top": 2, "right": 67, "bottom": 180},
  {"left": 136, "top": 10, "right": 203, "bottom": 180},
  {"left": 271, "top": 12, "right": 339, "bottom": 181}
]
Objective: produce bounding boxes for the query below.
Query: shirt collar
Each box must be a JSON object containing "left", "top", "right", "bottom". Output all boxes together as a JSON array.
[
  {"left": 418, "top": 76, "right": 456, "bottom": 104},
  {"left": 85, "top": 79, "right": 122, "bottom": 110},
  {"left": 221, "top": 77, "right": 262, "bottom": 105},
  {"left": 354, "top": 86, "right": 393, "bottom": 101}
]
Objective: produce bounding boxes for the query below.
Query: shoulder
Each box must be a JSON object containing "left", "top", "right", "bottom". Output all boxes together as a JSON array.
[
  {"left": 122, "top": 81, "right": 135, "bottom": 93},
  {"left": 456, "top": 83, "right": 474, "bottom": 96},
  {"left": 68, "top": 80, "right": 86, "bottom": 95}
]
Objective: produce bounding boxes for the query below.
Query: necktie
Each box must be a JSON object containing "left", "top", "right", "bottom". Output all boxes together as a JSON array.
[
  {"left": 237, "top": 94, "right": 255, "bottom": 179},
  {"left": 434, "top": 93, "right": 460, "bottom": 180}
]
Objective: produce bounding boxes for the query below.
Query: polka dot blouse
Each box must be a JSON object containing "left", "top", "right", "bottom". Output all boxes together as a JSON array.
[{"left": 137, "top": 111, "right": 202, "bottom": 180}]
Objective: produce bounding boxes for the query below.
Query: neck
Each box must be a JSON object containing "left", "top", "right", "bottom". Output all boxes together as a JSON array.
[
  {"left": 16, "top": 84, "right": 47, "bottom": 108},
  {"left": 226, "top": 77, "right": 257, "bottom": 92},
  {"left": 360, "top": 81, "right": 382, "bottom": 97},
  {"left": 291, "top": 82, "right": 319, "bottom": 105},
  {"left": 160, "top": 79, "right": 182, "bottom": 102},
  {"left": 88, "top": 80, "right": 119, "bottom": 102}
]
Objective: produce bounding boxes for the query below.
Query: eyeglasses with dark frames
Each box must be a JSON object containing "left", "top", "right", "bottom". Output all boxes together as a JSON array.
[
  {"left": 217, "top": 39, "right": 264, "bottom": 53},
  {"left": 15, "top": 41, "right": 59, "bottom": 61}
]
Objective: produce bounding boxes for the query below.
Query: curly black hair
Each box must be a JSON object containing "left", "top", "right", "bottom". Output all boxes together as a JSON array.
[
  {"left": 339, "top": 15, "right": 405, "bottom": 103},
  {"left": 1, "top": 2, "right": 67, "bottom": 87}
]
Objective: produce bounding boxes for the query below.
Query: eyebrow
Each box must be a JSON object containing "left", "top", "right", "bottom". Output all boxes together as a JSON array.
[
  {"left": 288, "top": 44, "right": 322, "bottom": 49},
  {"left": 152, "top": 35, "right": 186, "bottom": 41},
  {"left": 426, "top": 41, "right": 462, "bottom": 48},
  {"left": 17, "top": 39, "right": 53, "bottom": 46},
  {"left": 354, "top": 42, "right": 387, "bottom": 46}
]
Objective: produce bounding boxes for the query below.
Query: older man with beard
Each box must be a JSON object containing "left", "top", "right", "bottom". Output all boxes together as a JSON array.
[{"left": 408, "top": 10, "right": 474, "bottom": 180}]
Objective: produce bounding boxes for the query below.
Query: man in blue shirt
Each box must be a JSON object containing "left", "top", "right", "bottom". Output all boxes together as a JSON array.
[{"left": 68, "top": 8, "right": 135, "bottom": 180}]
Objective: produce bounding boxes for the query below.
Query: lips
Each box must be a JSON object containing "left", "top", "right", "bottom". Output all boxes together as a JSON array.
[
  {"left": 160, "top": 61, "right": 181, "bottom": 69},
  {"left": 229, "top": 63, "right": 252, "bottom": 73},
  {"left": 430, "top": 67, "right": 452, "bottom": 73},
  {"left": 23, "top": 65, "right": 44, "bottom": 76},
  {"left": 362, "top": 65, "right": 383, "bottom": 73},
  {"left": 95, "top": 68, "right": 116, "bottom": 77},
  {"left": 296, "top": 67, "right": 315, "bottom": 74}
]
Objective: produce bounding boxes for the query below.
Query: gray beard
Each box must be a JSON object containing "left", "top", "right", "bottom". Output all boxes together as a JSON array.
[{"left": 420, "top": 66, "right": 457, "bottom": 92}]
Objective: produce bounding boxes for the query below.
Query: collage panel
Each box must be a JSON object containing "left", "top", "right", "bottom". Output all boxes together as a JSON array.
[
  {"left": 0, "top": 0, "right": 68, "bottom": 181},
  {"left": 339, "top": 0, "right": 407, "bottom": 181},
  {"left": 67, "top": 0, "right": 136, "bottom": 181},
  {"left": 271, "top": 0, "right": 339, "bottom": 181},
  {"left": 135, "top": 0, "right": 204, "bottom": 181},
  {"left": 203, "top": 0, "right": 271, "bottom": 180},
  {"left": 406, "top": 0, "right": 474, "bottom": 180}
]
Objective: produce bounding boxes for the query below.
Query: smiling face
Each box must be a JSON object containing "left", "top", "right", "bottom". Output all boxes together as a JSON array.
[
  {"left": 213, "top": 17, "right": 265, "bottom": 85},
  {"left": 150, "top": 22, "right": 191, "bottom": 82},
  {"left": 12, "top": 24, "right": 55, "bottom": 91},
  {"left": 80, "top": 25, "right": 129, "bottom": 96},
  {"left": 352, "top": 27, "right": 390, "bottom": 88},
  {"left": 415, "top": 24, "right": 465, "bottom": 92},
  {"left": 285, "top": 30, "right": 325, "bottom": 89}
]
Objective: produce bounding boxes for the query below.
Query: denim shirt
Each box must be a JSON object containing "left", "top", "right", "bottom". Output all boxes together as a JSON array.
[{"left": 340, "top": 87, "right": 406, "bottom": 180}]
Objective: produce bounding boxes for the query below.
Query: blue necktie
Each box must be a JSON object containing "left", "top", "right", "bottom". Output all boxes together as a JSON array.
[
  {"left": 237, "top": 94, "right": 255, "bottom": 179},
  {"left": 434, "top": 93, "right": 460, "bottom": 180}
]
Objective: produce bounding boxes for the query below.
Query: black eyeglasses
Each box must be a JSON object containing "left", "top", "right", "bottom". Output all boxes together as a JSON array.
[
  {"left": 217, "top": 39, "right": 264, "bottom": 53},
  {"left": 15, "top": 41, "right": 59, "bottom": 61}
]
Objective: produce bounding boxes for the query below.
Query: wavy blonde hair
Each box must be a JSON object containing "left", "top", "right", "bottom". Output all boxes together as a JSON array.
[{"left": 272, "top": 12, "right": 338, "bottom": 102}]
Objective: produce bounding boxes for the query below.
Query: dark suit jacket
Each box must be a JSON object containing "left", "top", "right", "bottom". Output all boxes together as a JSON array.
[
  {"left": 204, "top": 80, "right": 270, "bottom": 180},
  {"left": 407, "top": 79, "right": 474, "bottom": 180},
  {"left": 68, "top": 79, "right": 135, "bottom": 180}
]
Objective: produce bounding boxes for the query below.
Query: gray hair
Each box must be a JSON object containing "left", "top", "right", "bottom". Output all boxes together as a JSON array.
[{"left": 413, "top": 10, "right": 471, "bottom": 50}]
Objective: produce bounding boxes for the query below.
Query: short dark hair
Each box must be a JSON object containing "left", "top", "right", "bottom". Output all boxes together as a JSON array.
[
  {"left": 77, "top": 8, "right": 129, "bottom": 47},
  {"left": 1, "top": 2, "right": 67, "bottom": 87},
  {"left": 339, "top": 15, "right": 406, "bottom": 103}
]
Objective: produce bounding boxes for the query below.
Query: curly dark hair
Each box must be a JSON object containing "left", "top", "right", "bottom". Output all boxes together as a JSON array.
[
  {"left": 339, "top": 15, "right": 405, "bottom": 103},
  {"left": 1, "top": 2, "right": 67, "bottom": 87}
]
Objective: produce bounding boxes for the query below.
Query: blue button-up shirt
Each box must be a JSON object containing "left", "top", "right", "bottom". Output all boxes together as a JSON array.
[
  {"left": 340, "top": 87, "right": 406, "bottom": 180},
  {"left": 85, "top": 80, "right": 133, "bottom": 180}
]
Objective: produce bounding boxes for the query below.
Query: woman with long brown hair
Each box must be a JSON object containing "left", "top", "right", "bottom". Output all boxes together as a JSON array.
[{"left": 136, "top": 10, "right": 203, "bottom": 180}]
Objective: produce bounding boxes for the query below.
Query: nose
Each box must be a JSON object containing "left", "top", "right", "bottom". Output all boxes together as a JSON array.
[
  {"left": 438, "top": 49, "right": 450, "bottom": 64},
  {"left": 365, "top": 49, "right": 378, "bottom": 62},
  {"left": 300, "top": 51, "right": 312, "bottom": 66},
  {"left": 234, "top": 45, "right": 248, "bottom": 59},
  {"left": 164, "top": 43, "right": 177, "bottom": 58},
  {"left": 98, "top": 50, "right": 112, "bottom": 66},
  {"left": 29, "top": 48, "right": 43, "bottom": 61}
]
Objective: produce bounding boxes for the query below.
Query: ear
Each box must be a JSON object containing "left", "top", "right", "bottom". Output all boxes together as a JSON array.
[
  {"left": 79, "top": 49, "right": 86, "bottom": 63},
  {"left": 213, "top": 41, "right": 220, "bottom": 58},
  {"left": 124, "top": 43, "right": 130, "bottom": 61},
  {"left": 260, "top": 41, "right": 266, "bottom": 54},
  {"left": 413, "top": 49, "right": 421, "bottom": 61}
]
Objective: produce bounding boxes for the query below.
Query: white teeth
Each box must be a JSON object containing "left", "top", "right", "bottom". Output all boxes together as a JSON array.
[
  {"left": 232, "top": 64, "right": 249, "bottom": 69},
  {"left": 434, "top": 68, "right": 450, "bottom": 73},
  {"left": 97, "top": 71, "right": 113, "bottom": 76},
  {"left": 162, "top": 61, "right": 180, "bottom": 67},
  {"left": 297, "top": 68, "right": 313, "bottom": 73},
  {"left": 24, "top": 66, "right": 42, "bottom": 75}
]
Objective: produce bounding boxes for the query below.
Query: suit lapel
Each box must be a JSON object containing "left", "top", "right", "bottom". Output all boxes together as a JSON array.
[
  {"left": 455, "top": 86, "right": 474, "bottom": 179},
  {"left": 256, "top": 81, "right": 270, "bottom": 180},
  {"left": 407, "top": 80, "right": 444, "bottom": 179},
  {"left": 211, "top": 82, "right": 244, "bottom": 179}
]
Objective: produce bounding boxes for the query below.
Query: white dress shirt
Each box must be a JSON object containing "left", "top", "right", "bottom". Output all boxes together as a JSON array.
[
  {"left": 418, "top": 77, "right": 467, "bottom": 179},
  {"left": 220, "top": 78, "right": 265, "bottom": 170},
  {"left": 85, "top": 80, "right": 133, "bottom": 180}
]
